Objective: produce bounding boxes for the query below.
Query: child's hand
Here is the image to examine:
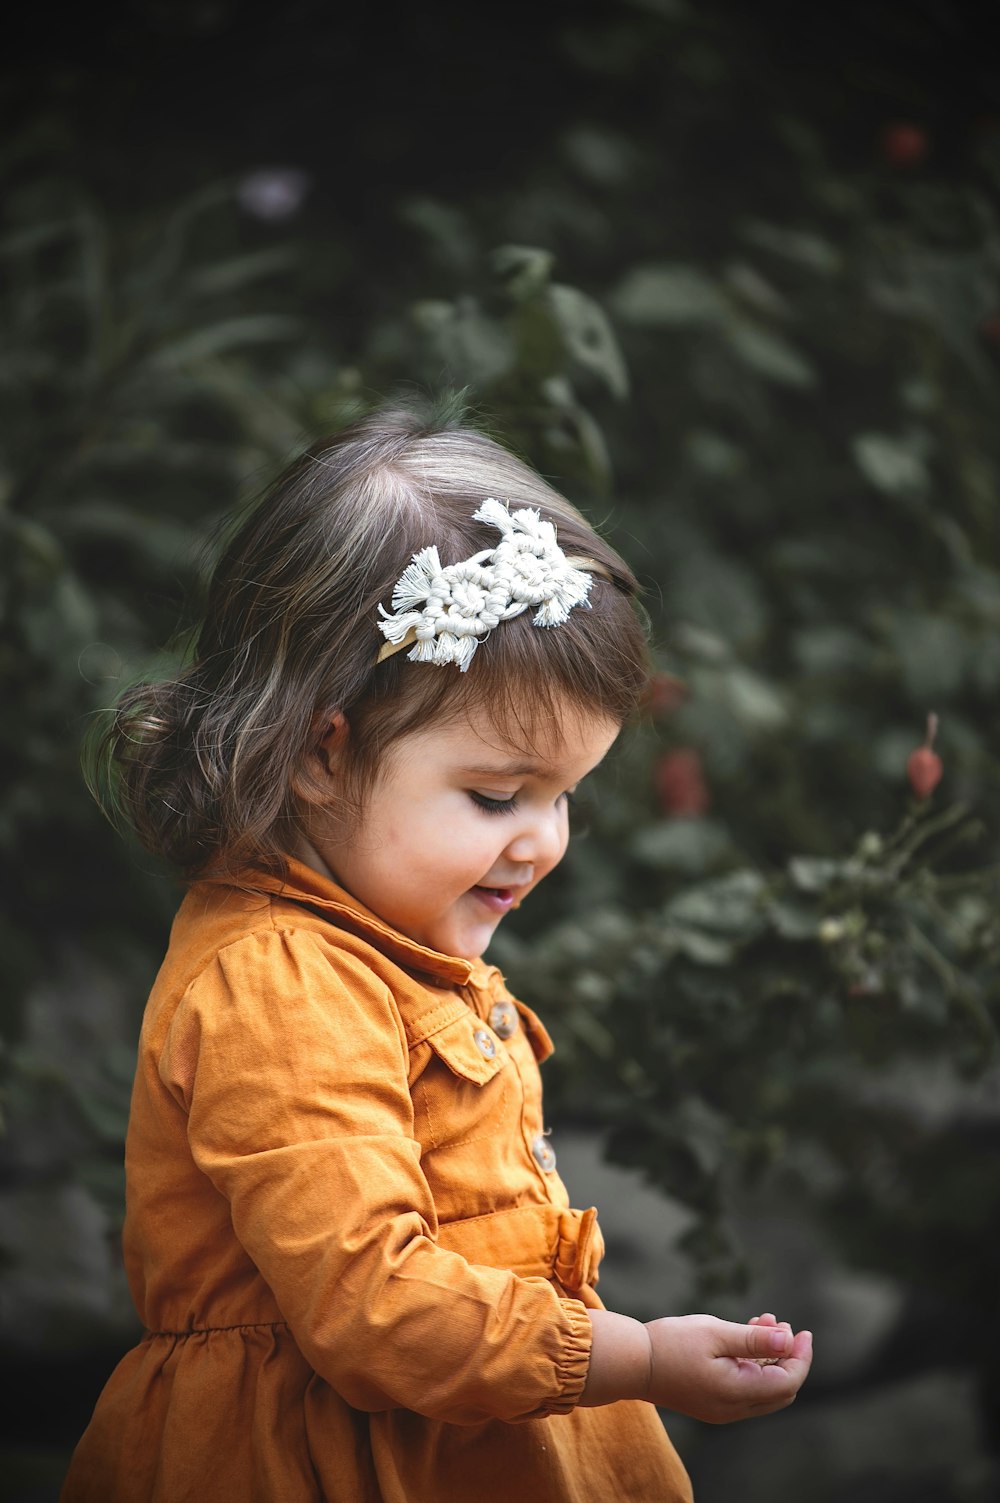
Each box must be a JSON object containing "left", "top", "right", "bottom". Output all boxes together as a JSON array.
[
  {"left": 747, "top": 1310, "right": 793, "bottom": 1361},
  {"left": 644, "top": 1311, "right": 813, "bottom": 1423}
]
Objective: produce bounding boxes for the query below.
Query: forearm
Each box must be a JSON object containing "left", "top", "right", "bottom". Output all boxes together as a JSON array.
[{"left": 577, "top": 1309, "right": 653, "bottom": 1407}]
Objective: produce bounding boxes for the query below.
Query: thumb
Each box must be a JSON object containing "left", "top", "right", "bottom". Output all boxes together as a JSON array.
[{"left": 723, "top": 1320, "right": 794, "bottom": 1361}]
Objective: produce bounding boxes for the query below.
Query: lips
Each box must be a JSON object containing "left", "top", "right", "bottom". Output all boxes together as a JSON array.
[{"left": 471, "top": 886, "right": 516, "bottom": 914}]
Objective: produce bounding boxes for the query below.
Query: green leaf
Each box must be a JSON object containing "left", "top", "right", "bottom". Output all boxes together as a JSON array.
[
  {"left": 685, "top": 429, "right": 747, "bottom": 479},
  {"left": 769, "top": 899, "right": 822, "bottom": 940},
  {"left": 490, "top": 244, "right": 556, "bottom": 301},
  {"left": 886, "top": 611, "right": 968, "bottom": 701},
  {"left": 792, "top": 626, "right": 870, "bottom": 675},
  {"left": 561, "top": 125, "right": 639, "bottom": 187},
  {"left": 611, "top": 264, "right": 727, "bottom": 326},
  {"left": 186, "top": 247, "right": 300, "bottom": 298},
  {"left": 631, "top": 818, "right": 735, "bottom": 873},
  {"left": 672, "top": 927, "right": 736, "bottom": 964},
  {"left": 665, "top": 870, "right": 768, "bottom": 935},
  {"left": 740, "top": 219, "right": 843, "bottom": 274},
  {"left": 124, "top": 181, "right": 238, "bottom": 303},
  {"left": 721, "top": 665, "right": 790, "bottom": 731},
  {"left": 547, "top": 284, "right": 629, "bottom": 398},
  {"left": 672, "top": 623, "right": 731, "bottom": 663},
  {"left": 149, "top": 314, "right": 301, "bottom": 369},
  {"left": 4, "top": 516, "right": 65, "bottom": 574},
  {"left": 788, "top": 856, "right": 855, "bottom": 893},
  {"left": 537, "top": 377, "right": 614, "bottom": 486},
  {"left": 413, "top": 297, "right": 515, "bottom": 385},
  {"left": 723, "top": 262, "right": 791, "bottom": 318},
  {"left": 724, "top": 319, "right": 817, "bottom": 387},
  {"left": 852, "top": 433, "right": 930, "bottom": 495}
]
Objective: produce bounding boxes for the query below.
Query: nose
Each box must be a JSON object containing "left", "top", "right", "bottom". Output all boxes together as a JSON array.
[{"left": 503, "top": 805, "right": 568, "bottom": 874}]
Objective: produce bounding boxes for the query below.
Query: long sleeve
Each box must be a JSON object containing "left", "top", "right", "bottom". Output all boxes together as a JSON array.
[{"left": 156, "top": 926, "right": 593, "bottom": 1425}]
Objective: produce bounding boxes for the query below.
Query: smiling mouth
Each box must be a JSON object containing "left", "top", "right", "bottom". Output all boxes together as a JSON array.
[{"left": 471, "top": 885, "right": 517, "bottom": 913}]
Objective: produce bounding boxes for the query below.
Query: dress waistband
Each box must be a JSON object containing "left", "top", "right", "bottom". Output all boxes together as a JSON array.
[
  {"left": 144, "top": 1205, "right": 603, "bottom": 1340},
  {"left": 435, "top": 1203, "right": 603, "bottom": 1293}
]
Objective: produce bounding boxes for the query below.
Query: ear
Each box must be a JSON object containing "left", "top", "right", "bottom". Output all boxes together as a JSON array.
[{"left": 316, "top": 711, "right": 350, "bottom": 778}]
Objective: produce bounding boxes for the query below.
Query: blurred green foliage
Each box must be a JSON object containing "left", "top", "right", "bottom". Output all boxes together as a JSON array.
[{"left": 1, "top": 1, "right": 999, "bottom": 1494}]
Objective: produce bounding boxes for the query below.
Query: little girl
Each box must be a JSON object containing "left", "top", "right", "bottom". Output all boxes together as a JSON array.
[{"left": 64, "top": 404, "right": 812, "bottom": 1502}]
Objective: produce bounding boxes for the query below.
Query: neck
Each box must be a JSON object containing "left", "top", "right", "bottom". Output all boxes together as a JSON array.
[{"left": 290, "top": 834, "right": 340, "bottom": 886}]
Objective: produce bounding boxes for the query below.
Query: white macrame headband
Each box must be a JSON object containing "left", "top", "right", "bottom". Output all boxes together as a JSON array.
[{"left": 376, "top": 497, "right": 609, "bottom": 672}]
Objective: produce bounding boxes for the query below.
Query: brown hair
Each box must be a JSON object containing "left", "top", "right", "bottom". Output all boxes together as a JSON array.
[{"left": 89, "top": 401, "right": 649, "bottom": 877}]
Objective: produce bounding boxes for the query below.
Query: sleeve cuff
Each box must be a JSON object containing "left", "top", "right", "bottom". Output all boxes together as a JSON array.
[{"left": 530, "top": 1298, "right": 593, "bottom": 1418}]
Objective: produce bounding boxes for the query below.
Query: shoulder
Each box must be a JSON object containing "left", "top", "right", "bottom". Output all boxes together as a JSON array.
[
  {"left": 146, "top": 884, "right": 410, "bottom": 1050},
  {"left": 151, "top": 906, "right": 416, "bottom": 1104},
  {"left": 164, "top": 879, "right": 380, "bottom": 978}
]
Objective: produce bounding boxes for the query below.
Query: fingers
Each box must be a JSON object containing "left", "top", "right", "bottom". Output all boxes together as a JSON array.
[
  {"left": 738, "top": 1320, "right": 796, "bottom": 1361},
  {"left": 747, "top": 1313, "right": 793, "bottom": 1363},
  {"left": 716, "top": 1318, "right": 814, "bottom": 1388},
  {"left": 707, "top": 1314, "right": 810, "bottom": 1366},
  {"left": 783, "top": 1327, "right": 814, "bottom": 1377},
  {"left": 701, "top": 1324, "right": 814, "bottom": 1422},
  {"left": 735, "top": 1327, "right": 814, "bottom": 1412},
  {"left": 754, "top": 1329, "right": 814, "bottom": 1414}
]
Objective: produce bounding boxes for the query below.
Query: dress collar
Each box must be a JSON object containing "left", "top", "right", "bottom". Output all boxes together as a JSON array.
[{"left": 214, "top": 856, "right": 488, "bottom": 987}]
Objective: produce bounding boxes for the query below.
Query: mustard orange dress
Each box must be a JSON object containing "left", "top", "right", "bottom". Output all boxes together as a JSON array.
[{"left": 62, "top": 859, "right": 692, "bottom": 1502}]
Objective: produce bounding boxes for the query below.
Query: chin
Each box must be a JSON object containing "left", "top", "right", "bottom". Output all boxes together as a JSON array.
[
  {"left": 439, "top": 924, "right": 495, "bottom": 962},
  {"left": 417, "top": 900, "right": 503, "bottom": 961},
  {"left": 440, "top": 936, "right": 485, "bottom": 962}
]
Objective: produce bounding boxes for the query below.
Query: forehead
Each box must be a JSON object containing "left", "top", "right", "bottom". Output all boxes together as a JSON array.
[{"left": 389, "top": 697, "right": 621, "bottom": 780}]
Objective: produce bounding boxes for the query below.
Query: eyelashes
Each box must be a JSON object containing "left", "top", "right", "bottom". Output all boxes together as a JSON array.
[
  {"left": 468, "top": 792, "right": 519, "bottom": 816},
  {"left": 468, "top": 792, "right": 577, "bottom": 817}
]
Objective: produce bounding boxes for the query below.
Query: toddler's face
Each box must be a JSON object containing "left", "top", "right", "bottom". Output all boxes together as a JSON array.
[{"left": 310, "top": 698, "right": 620, "bottom": 960}]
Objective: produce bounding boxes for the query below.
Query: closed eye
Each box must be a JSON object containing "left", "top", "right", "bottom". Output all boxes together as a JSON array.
[
  {"left": 469, "top": 790, "right": 578, "bottom": 816},
  {"left": 469, "top": 792, "right": 519, "bottom": 816}
]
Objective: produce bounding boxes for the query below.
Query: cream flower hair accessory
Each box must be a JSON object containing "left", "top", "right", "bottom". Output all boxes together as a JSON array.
[{"left": 376, "top": 498, "right": 604, "bottom": 672}]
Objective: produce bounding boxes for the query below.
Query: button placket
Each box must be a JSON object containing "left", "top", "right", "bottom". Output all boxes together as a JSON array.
[
  {"left": 488, "top": 1000, "right": 518, "bottom": 1040},
  {"left": 532, "top": 1131, "right": 557, "bottom": 1173}
]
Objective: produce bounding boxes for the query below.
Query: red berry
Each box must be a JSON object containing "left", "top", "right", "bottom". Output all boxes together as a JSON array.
[
  {"left": 907, "top": 713, "right": 942, "bottom": 799},
  {"left": 644, "top": 672, "right": 688, "bottom": 718},
  {"left": 880, "top": 122, "right": 928, "bottom": 169},
  {"left": 654, "top": 748, "right": 710, "bottom": 817},
  {"left": 908, "top": 747, "right": 943, "bottom": 799}
]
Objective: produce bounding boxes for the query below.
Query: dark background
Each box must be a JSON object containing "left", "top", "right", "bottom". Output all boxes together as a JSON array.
[{"left": 2, "top": 2, "right": 999, "bottom": 1499}]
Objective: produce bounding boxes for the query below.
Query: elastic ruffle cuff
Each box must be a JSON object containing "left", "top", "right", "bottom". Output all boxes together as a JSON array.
[{"left": 526, "top": 1297, "right": 595, "bottom": 1419}]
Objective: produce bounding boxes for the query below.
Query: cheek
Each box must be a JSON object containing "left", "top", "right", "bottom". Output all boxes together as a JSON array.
[{"left": 381, "top": 805, "right": 460, "bottom": 870}]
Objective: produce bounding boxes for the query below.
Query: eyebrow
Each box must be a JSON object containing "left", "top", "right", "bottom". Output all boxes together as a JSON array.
[{"left": 461, "top": 761, "right": 550, "bottom": 778}]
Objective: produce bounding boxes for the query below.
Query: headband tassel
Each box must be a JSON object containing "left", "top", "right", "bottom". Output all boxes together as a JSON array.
[{"left": 376, "top": 499, "right": 605, "bottom": 672}]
